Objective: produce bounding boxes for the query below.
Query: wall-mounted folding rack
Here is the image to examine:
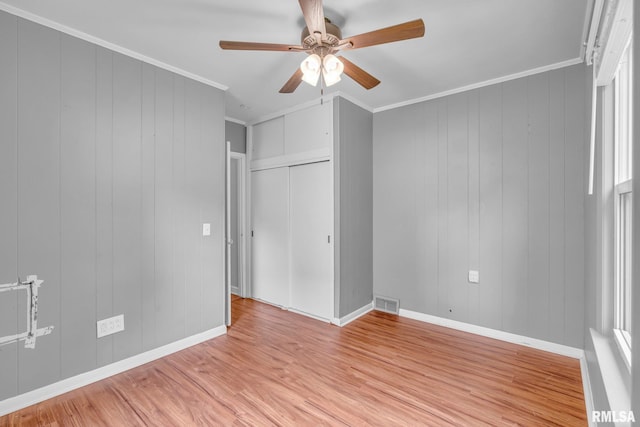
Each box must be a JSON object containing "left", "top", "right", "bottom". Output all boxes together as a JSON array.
[{"left": 0, "top": 275, "right": 54, "bottom": 349}]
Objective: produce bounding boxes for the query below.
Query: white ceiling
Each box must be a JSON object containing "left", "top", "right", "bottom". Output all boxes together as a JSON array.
[{"left": 0, "top": 0, "right": 590, "bottom": 123}]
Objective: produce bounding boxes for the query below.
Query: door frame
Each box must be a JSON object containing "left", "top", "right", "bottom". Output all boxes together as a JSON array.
[
  {"left": 230, "top": 151, "right": 247, "bottom": 298},
  {"left": 226, "top": 142, "right": 231, "bottom": 326},
  {"left": 226, "top": 142, "right": 248, "bottom": 325}
]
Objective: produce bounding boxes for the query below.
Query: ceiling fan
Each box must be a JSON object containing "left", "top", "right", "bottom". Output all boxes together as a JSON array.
[{"left": 219, "top": 0, "right": 425, "bottom": 93}]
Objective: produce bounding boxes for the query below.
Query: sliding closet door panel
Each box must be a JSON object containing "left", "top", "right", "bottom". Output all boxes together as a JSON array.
[
  {"left": 290, "top": 161, "right": 332, "bottom": 319},
  {"left": 251, "top": 168, "right": 289, "bottom": 307}
]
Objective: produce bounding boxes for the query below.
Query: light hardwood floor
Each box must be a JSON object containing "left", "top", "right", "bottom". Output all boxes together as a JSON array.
[{"left": 2, "top": 297, "right": 587, "bottom": 426}]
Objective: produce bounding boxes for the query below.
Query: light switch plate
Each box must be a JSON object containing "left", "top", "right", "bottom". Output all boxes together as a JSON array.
[
  {"left": 468, "top": 270, "right": 479, "bottom": 283},
  {"left": 203, "top": 223, "right": 211, "bottom": 236}
]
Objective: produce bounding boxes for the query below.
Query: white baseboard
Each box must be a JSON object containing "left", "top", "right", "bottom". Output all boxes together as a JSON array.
[
  {"left": 287, "top": 307, "right": 331, "bottom": 324},
  {"left": 580, "top": 354, "right": 596, "bottom": 427},
  {"left": 398, "top": 308, "right": 584, "bottom": 359},
  {"left": 332, "top": 302, "right": 374, "bottom": 327},
  {"left": 0, "top": 325, "right": 227, "bottom": 417}
]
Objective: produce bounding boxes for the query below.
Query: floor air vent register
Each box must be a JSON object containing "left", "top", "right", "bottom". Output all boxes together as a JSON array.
[{"left": 373, "top": 295, "right": 399, "bottom": 314}]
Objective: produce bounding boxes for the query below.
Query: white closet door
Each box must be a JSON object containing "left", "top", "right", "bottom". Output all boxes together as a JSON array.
[
  {"left": 290, "top": 161, "right": 332, "bottom": 319},
  {"left": 251, "top": 167, "right": 289, "bottom": 307}
]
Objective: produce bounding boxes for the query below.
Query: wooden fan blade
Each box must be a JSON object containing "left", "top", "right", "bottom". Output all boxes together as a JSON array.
[
  {"left": 342, "top": 19, "right": 425, "bottom": 50},
  {"left": 299, "top": 0, "right": 326, "bottom": 40},
  {"left": 339, "top": 57, "right": 380, "bottom": 90},
  {"left": 279, "top": 68, "right": 304, "bottom": 93},
  {"left": 219, "top": 40, "right": 304, "bottom": 52}
]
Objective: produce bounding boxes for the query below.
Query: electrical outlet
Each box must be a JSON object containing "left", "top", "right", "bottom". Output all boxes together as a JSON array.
[
  {"left": 111, "top": 314, "right": 124, "bottom": 334},
  {"left": 203, "top": 223, "right": 211, "bottom": 236},
  {"left": 97, "top": 314, "right": 125, "bottom": 338},
  {"left": 468, "top": 270, "right": 479, "bottom": 283}
]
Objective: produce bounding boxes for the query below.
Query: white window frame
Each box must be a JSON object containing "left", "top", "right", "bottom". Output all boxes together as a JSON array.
[{"left": 612, "top": 37, "right": 633, "bottom": 371}]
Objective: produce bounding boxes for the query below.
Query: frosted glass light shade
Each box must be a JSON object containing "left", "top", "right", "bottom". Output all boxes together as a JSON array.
[
  {"left": 322, "top": 54, "right": 344, "bottom": 87},
  {"left": 300, "top": 54, "right": 321, "bottom": 86}
]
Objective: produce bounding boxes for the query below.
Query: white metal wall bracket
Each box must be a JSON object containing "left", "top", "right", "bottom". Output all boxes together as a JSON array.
[{"left": 0, "top": 275, "right": 54, "bottom": 349}]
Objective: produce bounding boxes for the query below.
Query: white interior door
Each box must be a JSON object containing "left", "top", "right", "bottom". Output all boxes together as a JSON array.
[
  {"left": 230, "top": 158, "right": 239, "bottom": 295},
  {"left": 251, "top": 167, "right": 289, "bottom": 307},
  {"left": 225, "top": 142, "right": 231, "bottom": 326},
  {"left": 290, "top": 161, "right": 332, "bottom": 320},
  {"left": 230, "top": 153, "right": 246, "bottom": 297}
]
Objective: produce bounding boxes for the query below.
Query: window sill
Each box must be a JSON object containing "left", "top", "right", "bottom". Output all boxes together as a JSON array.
[
  {"left": 590, "top": 329, "right": 631, "bottom": 416},
  {"left": 613, "top": 328, "right": 632, "bottom": 372}
]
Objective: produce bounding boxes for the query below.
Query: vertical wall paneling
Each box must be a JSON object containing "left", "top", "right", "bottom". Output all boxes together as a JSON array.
[
  {"left": 111, "top": 53, "right": 143, "bottom": 361},
  {"left": 17, "top": 20, "right": 62, "bottom": 393},
  {"left": 154, "top": 68, "right": 175, "bottom": 346},
  {"left": 564, "top": 65, "right": 586, "bottom": 348},
  {"left": 527, "top": 73, "right": 551, "bottom": 340},
  {"left": 373, "top": 64, "right": 587, "bottom": 346},
  {"left": 372, "top": 105, "right": 421, "bottom": 311},
  {"left": 60, "top": 35, "right": 97, "bottom": 378},
  {"left": 225, "top": 121, "right": 247, "bottom": 154},
  {"left": 141, "top": 63, "right": 156, "bottom": 351},
  {"left": 172, "top": 76, "right": 187, "bottom": 341},
  {"left": 436, "top": 99, "right": 449, "bottom": 318},
  {"left": 548, "top": 68, "right": 566, "bottom": 344},
  {"left": 406, "top": 104, "right": 427, "bottom": 313},
  {"left": 412, "top": 103, "right": 428, "bottom": 314},
  {"left": 422, "top": 102, "right": 439, "bottom": 315},
  {"left": 446, "top": 93, "right": 469, "bottom": 322},
  {"left": 0, "top": 10, "right": 226, "bottom": 401},
  {"left": 184, "top": 80, "right": 203, "bottom": 335},
  {"left": 335, "top": 98, "right": 373, "bottom": 318},
  {"left": 332, "top": 104, "right": 341, "bottom": 316},
  {"left": 500, "top": 78, "right": 529, "bottom": 336},
  {"left": 0, "top": 11, "right": 18, "bottom": 400},
  {"left": 467, "top": 90, "right": 480, "bottom": 324},
  {"left": 95, "top": 47, "right": 114, "bottom": 367},
  {"left": 201, "top": 87, "right": 225, "bottom": 328},
  {"left": 478, "top": 85, "right": 503, "bottom": 330}
]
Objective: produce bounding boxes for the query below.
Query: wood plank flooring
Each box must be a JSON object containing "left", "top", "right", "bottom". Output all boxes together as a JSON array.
[{"left": 2, "top": 297, "right": 587, "bottom": 426}]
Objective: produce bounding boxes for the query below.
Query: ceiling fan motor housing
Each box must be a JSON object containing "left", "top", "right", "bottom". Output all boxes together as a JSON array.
[{"left": 301, "top": 18, "right": 342, "bottom": 53}]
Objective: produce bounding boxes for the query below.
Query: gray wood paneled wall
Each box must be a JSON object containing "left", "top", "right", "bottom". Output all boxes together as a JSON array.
[
  {"left": 333, "top": 98, "right": 374, "bottom": 318},
  {"left": 373, "top": 64, "right": 588, "bottom": 347},
  {"left": 0, "top": 10, "right": 225, "bottom": 400},
  {"left": 226, "top": 121, "right": 247, "bottom": 154}
]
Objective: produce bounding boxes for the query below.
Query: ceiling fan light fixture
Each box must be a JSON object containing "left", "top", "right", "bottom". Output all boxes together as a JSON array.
[
  {"left": 321, "top": 54, "right": 344, "bottom": 87},
  {"left": 300, "top": 54, "right": 321, "bottom": 86},
  {"left": 220, "top": 1, "right": 426, "bottom": 95}
]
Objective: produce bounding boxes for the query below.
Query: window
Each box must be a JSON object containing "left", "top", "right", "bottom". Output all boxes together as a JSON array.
[{"left": 613, "top": 38, "right": 633, "bottom": 369}]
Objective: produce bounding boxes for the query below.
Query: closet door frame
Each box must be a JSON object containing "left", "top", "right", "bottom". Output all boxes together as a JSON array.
[{"left": 249, "top": 159, "right": 335, "bottom": 321}]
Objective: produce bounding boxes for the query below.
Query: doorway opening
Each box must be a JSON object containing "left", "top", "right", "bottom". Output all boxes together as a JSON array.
[{"left": 226, "top": 143, "right": 247, "bottom": 326}]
